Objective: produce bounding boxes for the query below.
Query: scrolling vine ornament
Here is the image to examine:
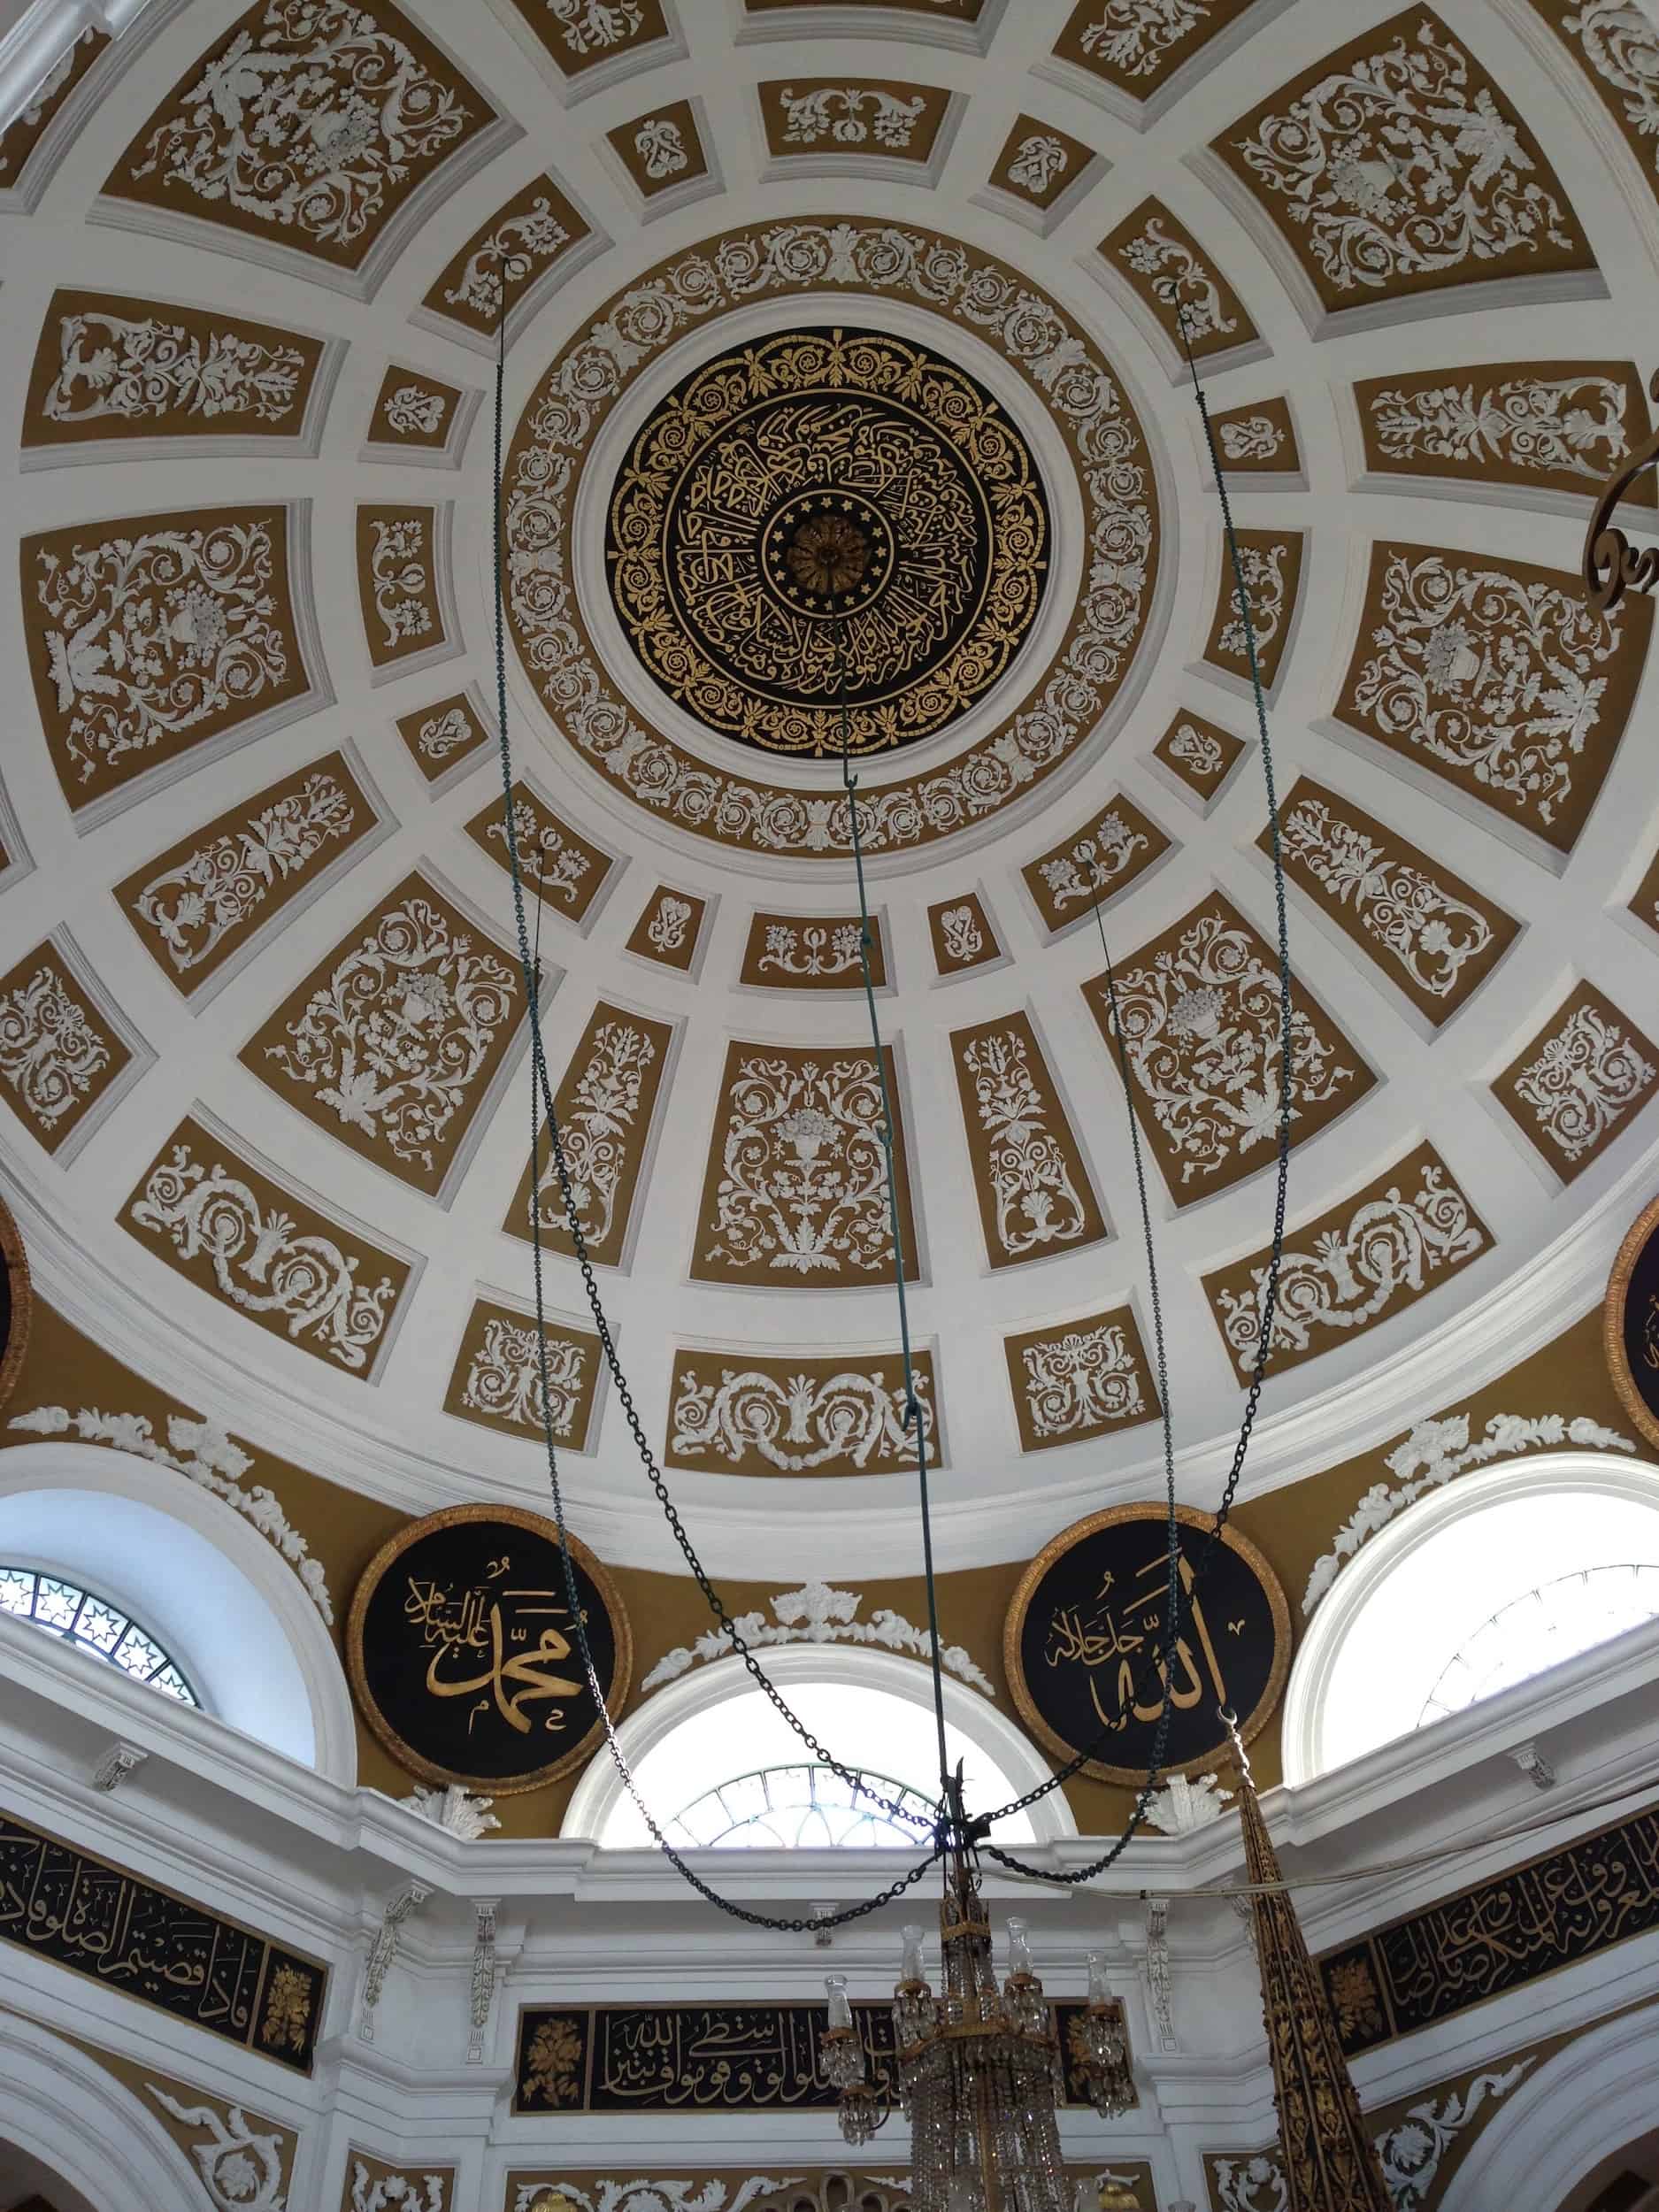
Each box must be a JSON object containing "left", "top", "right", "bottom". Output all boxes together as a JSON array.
[{"left": 1585, "top": 368, "right": 1659, "bottom": 611}]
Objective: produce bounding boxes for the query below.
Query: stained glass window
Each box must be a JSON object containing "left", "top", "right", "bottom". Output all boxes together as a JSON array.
[
  {"left": 0, "top": 1564, "right": 199, "bottom": 1705},
  {"left": 666, "top": 1762, "right": 937, "bottom": 1849},
  {"left": 1419, "top": 1563, "right": 1659, "bottom": 1727}
]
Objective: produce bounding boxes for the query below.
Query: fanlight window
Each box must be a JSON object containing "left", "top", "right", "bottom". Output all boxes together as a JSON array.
[
  {"left": 666, "top": 1762, "right": 938, "bottom": 1849},
  {"left": 1419, "top": 1563, "right": 1659, "bottom": 1727},
  {"left": 0, "top": 1565, "right": 198, "bottom": 1706}
]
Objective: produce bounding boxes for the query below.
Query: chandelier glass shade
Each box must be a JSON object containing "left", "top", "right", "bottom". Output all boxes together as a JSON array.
[{"left": 822, "top": 1845, "right": 1134, "bottom": 2212}]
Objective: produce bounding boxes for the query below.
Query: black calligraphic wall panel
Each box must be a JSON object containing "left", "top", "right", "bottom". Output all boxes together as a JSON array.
[{"left": 0, "top": 1812, "right": 326, "bottom": 2071}]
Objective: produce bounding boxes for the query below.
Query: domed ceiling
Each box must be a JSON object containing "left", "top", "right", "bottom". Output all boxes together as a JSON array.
[{"left": 3, "top": 0, "right": 1659, "bottom": 1578}]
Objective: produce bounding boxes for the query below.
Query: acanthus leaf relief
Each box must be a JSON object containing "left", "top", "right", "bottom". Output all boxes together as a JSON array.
[
  {"left": 1008, "top": 133, "right": 1070, "bottom": 194},
  {"left": 1208, "top": 532, "right": 1302, "bottom": 685},
  {"left": 1217, "top": 413, "right": 1283, "bottom": 462},
  {"left": 1116, "top": 211, "right": 1237, "bottom": 342},
  {"left": 955, "top": 1018, "right": 1103, "bottom": 1265},
  {"left": 549, "top": 0, "right": 647, "bottom": 55},
  {"left": 1225, "top": 14, "right": 1589, "bottom": 306},
  {"left": 442, "top": 194, "right": 572, "bottom": 324},
  {"left": 38, "top": 303, "right": 311, "bottom": 433},
  {"left": 1076, "top": 0, "right": 1214, "bottom": 80},
  {"left": 1501, "top": 987, "right": 1658, "bottom": 1172},
  {"left": 634, "top": 117, "right": 687, "bottom": 180},
  {"left": 488, "top": 799, "right": 592, "bottom": 904},
  {"left": 459, "top": 1316, "right": 590, "bottom": 1439},
  {"left": 111, "top": 0, "right": 482, "bottom": 267},
  {"left": 0, "top": 958, "right": 115, "bottom": 1137},
  {"left": 641, "top": 1578, "right": 995, "bottom": 1696},
  {"left": 1013, "top": 1315, "right": 1149, "bottom": 1443},
  {"left": 669, "top": 1358, "right": 938, "bottom": 1476},
  {"left": 1533, "top": 0, "right": 1659, "bottom": 191},
  {"left": 1362, "top": 367, "right": 1638, "bottom": 487},
  {"left": 776, "top": 86, "right": 930, "bottom": 151},
  {"left": 757, "top": 922, "right": 864, "bottom": 979},
  {"left": 940, "top": 903, "right": 985, "bottom": 964},
  {"left": 1031, "top": 809, "right": 1156, "bottom": 922},
  {"left": 143, "top": 2081, "right": 292, "bottom": 2211},
  {"left": 382, "top": 384, "right": 449, "bottom": 438},
  {"left": 364, "top": 511, "right": 435, "bottom": 657},
  {"left": 649, "top": 896, "right": 693, "bottom": 954},
  {"left": 513, "top": 1010, "right": 668, "bottom": 1266}
]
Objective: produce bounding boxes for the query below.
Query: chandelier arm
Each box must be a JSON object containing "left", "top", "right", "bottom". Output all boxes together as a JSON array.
[{"left": 490, "top": 322, "right": 945, "bottom": 1926}]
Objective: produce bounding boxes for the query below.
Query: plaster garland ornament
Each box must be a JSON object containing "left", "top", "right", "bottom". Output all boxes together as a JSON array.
[
  {"left": 1118, "top": 214, "right": 1236, "bottom": 341},
  {"left": 8, "top": 1404, "right": 334, "bottom": 1622},
  {"left": 468, "top": 1899, "right": 498, "bottom": 2064},
  {"left": 778, "top": 86, "right": 928, "bottom": 149},
  {"left": 43, "top": 308, "right": 308, "bottom": 428},
  {"left": 366, "top": 518, "right": 433, "bottom": 651},
  {"left": 35, "top": 517, "right": 291, "bottom": 789},
  {"left": 458, "top": 1316, "right": 588, "bottom": 1436},
  {"left": 443, "top": 196, "right": 570, "bottom": 321},
  {"left": 1217, "top": 1161, "right": 1486, "bottom": 1373},
  {"left": 133, "top": 770, "right": 358, "bottom": 975},
  {"left": 349, "top": 2164, "right": 448, "bottom": 2212},
  {"left": 940, "top": 904, "right": 985, "bottom": 963},
  {"left": 1231, "top": 22, "right": 1578, "bottom": 296},
  {"left": 383, "top": 384, "right": 448, "bottom": 438},
  {"left": 128, "top": 1142, "right": 399, "bottom": 1372},
  {"left": 1008, "top": 133, "right": 1070, "bottom": 193},
  {"left": 960, "top": 1028, "right": 1092, "bottom": 1259},
  {"left": 1217, "top": 413, "right": 1284, "bottom": 463},
  {"left": 1217, "top": 539, "right": 1289, "bottom": 661},
  {"left": 122, "top": 2, "right": 475, "bottom": 257},
  {"left": 549, "top": 0, "right": 647, "bottom": 54},
  {"left": 503, "top": 219, "right": 1155, "bottom": 862},
  {"left": 527, "top": 1021, "right": 657, "bottom": 1251},
  {"left": 1510, "top": 999, "right": 1656, "bottom": 1163},
  {"left": 359, "top": 1879, "right": 431, "bottom": 2044},
  {"left": 670, "top": 1364, "right": 934, "bottom": 1475},
  {"left": 1303, "top": 1410, "right": 1635, "bottom": 1614},
  {"left": 1079, "top": 0, "right": 1212, "bottom": 78},
  {"left": 634, "top": 117, "right": 687, "bottom": 180},
  {"left": 758, "top": 923, "right": 864, "bottom": 979},
  {"left": 263, "top": 895, "right": 518, "bottom": 1175},
  {"left": 1018, "top": 1318, "right": 1147, "bottom": 1441},
  {"left": 404, "top": 1783, "right": 501, "bottom": 1839},
  {"left": 1037, "top": 815, "right": 1149, "bottom": 915},
  {"left": 487, "top": 801, "right": 592, "bottom": 902},
  {"left": 1141, "top": 1769, "right": 1234, "bottom": 1834},
  {"left": 1279, "top": 794, "right": 1495, "bottom": 1002},
  {"left": 1364, "top": 371, "right": 1631, "bottom": 483},
  {"left": 1348, "top": 550, "right": 1628, "bottom": 834},
  {"left": 144, "top": 2084, "right": 290, "bottom": 2212},
  {"left": 640, "top": 1576, "right": 994, "bottom": 1696},
  {"left": 0, "top": 964, "right": 111, "bottom": 1131}
]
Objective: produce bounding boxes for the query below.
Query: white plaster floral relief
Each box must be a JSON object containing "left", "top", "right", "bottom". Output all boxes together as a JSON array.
[
  {"left": 0, "top": 964, "right": 111, "bottom": 1130},
  {"left": 670, "top": 1363, "right": 934, "bottom": 1475},
  {"left": 1018, "top": 1318, "right": 1145, "bottom": 1439},
  {"left": 143, "top": 2083, "right": 291, "bottom": 2211},
  {"left": 44, "top": 309, "right": 307, "bottom": 428},
  {"left": 961, "top": 1026, "right": 1094, "bottom": 1259},
  {"left": 641, "top": 1578, "right": 992, "bottom": 1694},
  {"left": 1118, "top": 212, "right": 1236, "bottom": 340},
  {"left": 1365, "top": 371, "right": 1631, "bottom": 482},
  {"left": 779, "top": 87, "right": 927, "bottom": 150},
  {"left": 1079, "top": 0, "right": 1212, "bottom": 80},
  {"left": 1509, "top": 999, "right": 1655, "bottom": 1163},
  {"left": 458, "top": 1316, "right": 588, "bottom": 1436}
]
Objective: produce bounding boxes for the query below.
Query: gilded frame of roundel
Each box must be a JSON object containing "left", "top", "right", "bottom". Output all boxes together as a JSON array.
[
  {"left": 0, "top": 1192, "right": 32, "bottom": 1417},
  {"left": 346, "top": 1502, "right": 632, "bottom": 1793},
  {"left": 1604, "top": 1193, "right": 1659, "bottom": 1455},
  {"left": 1002, "top": 1502, "right": 1290, "bottom": 1786}
]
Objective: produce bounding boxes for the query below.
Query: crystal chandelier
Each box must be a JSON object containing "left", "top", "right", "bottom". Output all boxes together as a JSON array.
[{"left": 821, "top": 1826, "right": 1133, "bottom": 2212}]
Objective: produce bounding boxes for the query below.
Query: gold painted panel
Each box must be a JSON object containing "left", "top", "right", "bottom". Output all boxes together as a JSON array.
[
  {"left": 0, "top": 942, "right": 128, "bottom": 1154},
  {"left": 927, "top": 892, "right": 1001, "bottom": 977},
  {"left": 241, "top": 871, "right": 524, "bottom": 1198},
  {"left": 1023, "top": 791, "right": 1171, "bottom": 934},
  {"left": 500, "top": 0, "right": 669, "bottom": 76},
  {"left": 465, "top": 784, "right": 615, "bottom": 923},
  {"left": 1354, "top": 359, "right": 1654, "bottom": 504},
  {"left": 987, "top": 115, "right": 1095, "bottom": 209},
  {"left": 443, "top": 1295, "right": 603, "bottom": 1450},
  {"left": 758, "top": 80, "right": 951, "bottom": 163},
  {"left": 0, "top": 27, "right": 108, "bottom": 188},
  {"left": 1100, "top": 196, "right": 1259, "bottom": 362},
  {"left": 22, "top": 503, "right": 311, "bottom": 812},
  {"left": 396, "top": 691, "right": 490, "bottom": 782},
  {"left": 1204, "top": 1140, "right": 1489, "bottom": 1379},
  {"left": 356, "top": 503, "right": 445, "bottom": 668},
  {"left": 505, "top": 1001, "right": 675, "bottom": 1268},
  {"left": 691, "top": 1040, "right": 920, "bottom": 1288},
  {"left": 125, "top": 1114, "right": 413, "bottom": 1373},
  {"left": 1004, "top": 1303, "right": 1157, "bottom": 1454},
  {"left": 951, "top": 1011, "right": 1108, "bottom": 1270},
  {"left": 667, "top": 1346, "right": 940, "bottom": 1477},
  {"left": 1266, "top": 775, "right": 1519, "bottom": 1025},
  {"left": 1333, "top": 541, "right": 1651, "bottom": 854},
  {"left": 626, "top": 885, "right": 707, "bottom": 972},
  {"left": 113, "top": 750, "right": 376, "bottom": 994},
  {"left": 1054, "top": 0, "right": 1254, "bottom": 97},
  {"left": 21, "top": 289, "right": 326, "bottom": 448},
  {"left": 1493, "top": 980, "right": 1659, "bottom": 1181},
  {"left": 1152, "top": 708, "right": 1244, "bottom": 803},
  {"left": 1209, "top": 394, "right": 1300, "bottom": 475},
  {"left": 739, "top": 913, "right": 887, "bottom": 990},
  {"left": 1084, "top": 892, "right": 1374, "bottom": 1207},
  {"left": 104, "top": 0, "right": 495, "bottom": 272},
  {"left": 608, "top": 99, "right": 707, "bottom": 196},
  {"left": 1526, "top": 2, "right": 1659, "bottom": 211},
  {"left": 421, "top": 173, "right": 590, "bottom": 335},
  {"left": 366, "top": 364, "right": 465, "bottom": 450},
  {"left": 1201, "top": 527, "right": 1304, "bottom": 691},
  {"left": 1214, "top": 9, "right": 1595, "bottom": 317}
]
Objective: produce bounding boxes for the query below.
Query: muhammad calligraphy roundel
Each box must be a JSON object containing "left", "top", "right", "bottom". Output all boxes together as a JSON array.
[
  {"left": 347, "top": 1503, "right": 632, "bottom": 1793},
  {"left": 1003, "top": 1504, "right": 1290, "bottom": 1786},
  {"left": 1605, "top": 1194, "right": 1659, "bottom": 1454}
]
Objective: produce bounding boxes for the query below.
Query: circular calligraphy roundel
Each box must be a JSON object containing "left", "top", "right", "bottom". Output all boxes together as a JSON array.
[
  {"left": 347, "top": 1503, "right": 632, "bottom": 1793},
  {"left": 1003, "top": 1504, "right": 1290, "bottom": 1786},
  {"left": 1605, "top": 1194, "right": 1659, "bottom": 1454},
  {"left": 604, "top": 326, "right": 1050, "bottom": 760}
]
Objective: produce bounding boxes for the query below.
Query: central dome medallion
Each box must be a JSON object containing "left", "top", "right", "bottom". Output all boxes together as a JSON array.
[{"left": 604, "top": 326, "right": 1050, "bottom": 760}]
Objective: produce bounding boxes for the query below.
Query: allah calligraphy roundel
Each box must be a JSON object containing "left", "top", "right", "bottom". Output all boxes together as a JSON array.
[
  {"left": 1003, "top": 1503, "right": 1290, "bottom": 1786},
  {"left": 347, "top": 1503, "right": 632, "bottom": 1793},
  {"left": 1605, "top": 1194, "right": 1659, "bottom": 1454}
]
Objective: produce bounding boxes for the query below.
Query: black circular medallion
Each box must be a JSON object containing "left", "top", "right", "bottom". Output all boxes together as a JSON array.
[
  {"left": 1606, "top": 1194, "right": 1659, "bottom": 1453},
  {"left": 1003, "top": 1504, "right": 1290, "bottom": 1786},
  {"left": 347, "top": 1503, "right": 631, "bottom": 1793}
]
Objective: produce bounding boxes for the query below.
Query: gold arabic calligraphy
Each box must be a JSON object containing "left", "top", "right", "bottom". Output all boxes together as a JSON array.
[
  {"left": 1044, "top": 1549, "right": 1231, "bottom": 1732},
  {"left": 404, "top": 1553, "right": 583, "bottom": 1737}
]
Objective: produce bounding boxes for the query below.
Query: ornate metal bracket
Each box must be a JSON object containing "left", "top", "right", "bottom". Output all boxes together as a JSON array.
[{"left": 1584, "top": 371, "right": 1659, "bottom": 612}]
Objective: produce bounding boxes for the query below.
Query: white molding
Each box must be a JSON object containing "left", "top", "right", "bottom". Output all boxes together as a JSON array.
[{"left": 0, "top": 2008, "right": 197, "bottom": 2212}]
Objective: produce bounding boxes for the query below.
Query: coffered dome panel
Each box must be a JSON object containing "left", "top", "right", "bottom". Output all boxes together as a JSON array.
[{"left": 3, "top": 0, "right": 1659, "bottom": 1586}]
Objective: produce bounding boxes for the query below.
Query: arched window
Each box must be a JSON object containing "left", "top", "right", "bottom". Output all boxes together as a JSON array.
[
  {"left": 666, "top": 1762, "right": 940, "bottom": 1849},
  {"left": 0, "top": 1565, "right": 199, "bottom": 1706},
  {"left": 1282, "top": 1454, "right": 1659, "bottom": 1781}
]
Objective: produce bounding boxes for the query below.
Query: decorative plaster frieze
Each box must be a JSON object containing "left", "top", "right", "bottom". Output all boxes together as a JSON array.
[
  {"left": 145, "top": 2081, "right": 292, "bottom": 2211},
  {"left": 640, "top": 1578, "right": 994, "bottom": 1696}
]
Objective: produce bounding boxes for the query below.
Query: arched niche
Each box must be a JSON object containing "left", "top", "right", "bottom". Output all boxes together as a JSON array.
[
  {"left": 562, "top": 1641, "right": 1072, "bottom": 1847},
  {"left": 1281, "top": 1453, "right": 1659, "bottom": 1784},
  {"left": 0, "top": 1441, "right": 355, "bottom": 1782},
  {"left": 0, "top": 2012, "right": 202, "bottom": 2212}
]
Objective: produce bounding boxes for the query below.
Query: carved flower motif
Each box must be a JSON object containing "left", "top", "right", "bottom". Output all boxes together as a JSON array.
[
  {"left": 525, "top": 2015, "right": 584, "bottom": 2104},
  {"left": 259, "top": 1962, "right": 312, "bottom": 2051},
  {"left": 1328, "top": 1956, "right": 1384, "bottom": 2038},
  {"left": 1168, "top": 986, "right": 1225, "bottom": 1041},
  {"left": 218, "top": 2150, "right": 259, "bottom": 2200},
  {"left": 777, "top": 1104, "right": 841, "bottom": 1162}
]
